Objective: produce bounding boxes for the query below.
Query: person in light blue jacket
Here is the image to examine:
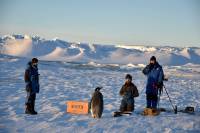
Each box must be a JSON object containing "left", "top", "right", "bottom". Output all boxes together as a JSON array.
[{"left": 142, "top": 56, "right": 164, "bottom": 109}]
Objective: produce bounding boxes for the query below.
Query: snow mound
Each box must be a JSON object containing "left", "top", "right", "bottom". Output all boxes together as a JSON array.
[
  {"left": 0, "top": 37, "right": 32, "bottom": 56},
  {"left": 40, "top": 47, "right": 84, "bottom": 62},
  {"left": 0, "top": 34, "right": 200, "bottom": 66}
]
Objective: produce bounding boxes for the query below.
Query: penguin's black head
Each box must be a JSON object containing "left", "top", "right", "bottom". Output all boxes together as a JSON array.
[{"left": 95, "top": 87, "right": 102, "bottom": 91}]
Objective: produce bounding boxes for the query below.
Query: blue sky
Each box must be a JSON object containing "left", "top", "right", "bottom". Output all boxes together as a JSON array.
[{"left": 0, "top": 0, "right": 199, "bottom": 47}]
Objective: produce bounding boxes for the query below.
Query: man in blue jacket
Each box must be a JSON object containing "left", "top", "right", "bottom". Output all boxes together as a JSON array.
[
  {"left": 24, "top": 58, "right": 40, "bottom": 115},
  {"left": 142, "top": 56, "right": 164, "bottom": 109}
]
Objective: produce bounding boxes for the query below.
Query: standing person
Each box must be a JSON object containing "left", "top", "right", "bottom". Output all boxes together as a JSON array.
[
  {"left": 142, "top": 56, "right": 164, "bottom": 109},
  {"left": 24, "top": 58, "right": 40, "bottom": 115},
  {"left": 119, "top": 74, "right": 139, "bottom": 112}
]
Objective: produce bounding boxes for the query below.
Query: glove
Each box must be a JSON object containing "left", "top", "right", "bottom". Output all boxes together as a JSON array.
[
  {"left": 152, "top": 82, "right": 163, "bottom": 89},
  {"left": 149, "top": 63, "right": 155, "bottom": 69},
  {"left": 157, "top": 82, "right": 163, "bottom": 95},
  {"left": 157, "top": 82, "right": 163, "bottom": 89}
]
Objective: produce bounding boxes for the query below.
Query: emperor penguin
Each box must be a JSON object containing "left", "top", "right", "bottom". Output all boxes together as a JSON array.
[{"left": 90, "top": 87, "right": 104, "bottom": 118}]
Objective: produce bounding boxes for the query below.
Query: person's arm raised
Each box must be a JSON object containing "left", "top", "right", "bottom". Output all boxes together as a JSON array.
[{"left": 142, "top": 64, "right": 152, "bottom": 75}]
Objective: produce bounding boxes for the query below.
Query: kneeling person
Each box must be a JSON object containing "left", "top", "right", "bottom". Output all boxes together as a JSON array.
[{"left": 119, "top": 74, "right": 139, "bottom": 112}]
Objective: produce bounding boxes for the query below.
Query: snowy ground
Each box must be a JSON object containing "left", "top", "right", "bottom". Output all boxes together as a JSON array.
[{"left": 0, "top": 55, "right": 200, "bottom": 133}]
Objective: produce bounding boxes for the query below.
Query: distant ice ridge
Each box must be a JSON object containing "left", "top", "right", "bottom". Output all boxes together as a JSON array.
[
  {"left": 116, "top": 45, "right": 157, "bottom": 52},
  {"left": 0, "top": 34, "right": 200, "bottom": 66}
]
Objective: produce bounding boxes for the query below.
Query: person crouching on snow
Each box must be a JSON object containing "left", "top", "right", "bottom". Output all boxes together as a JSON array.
[
  {"left": 119, "top": 74, "right": 139, "bottom": 112},
  {"left": 24, "top": 58, "right": 40, "bottom": 115},
  {"left": 142, "top": 56, "right": 164, "bottom": 109}
]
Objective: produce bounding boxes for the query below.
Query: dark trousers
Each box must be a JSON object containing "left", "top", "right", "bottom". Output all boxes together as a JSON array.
[
  {"left": 120, "top": 98, "right": 134, "bottom": 112},
  {"left": 146, "top": 94, "right": 158, "bottom": 108},
  {"left": 25, "top": 92, "right": 36, "bottom": 111}
]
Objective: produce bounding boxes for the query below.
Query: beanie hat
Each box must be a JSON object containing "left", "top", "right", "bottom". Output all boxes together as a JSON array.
[
  {"left": 125, "top": 74, "right": 132, "bottom": 81},
  {"left": 150, "top": 56, "right": 156, "bottom": 61},
  {"left": 32, "top": 58, "right": 38, "bottom": 63}
]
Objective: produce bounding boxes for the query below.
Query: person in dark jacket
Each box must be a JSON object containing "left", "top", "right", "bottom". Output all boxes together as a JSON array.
[
  {"left": 142, "top": 56, "right": 164, "bottom": 109},
  {"left": 119, "top": 74, "right": 139, "bottom": 112},
  {"left": 24, "top": 58, "right": 40, "bottom": 115}
]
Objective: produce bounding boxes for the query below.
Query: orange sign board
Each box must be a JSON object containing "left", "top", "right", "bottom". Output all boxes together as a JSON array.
[{"left": 66, "top": 101, "right": 89, "bottom": 114}]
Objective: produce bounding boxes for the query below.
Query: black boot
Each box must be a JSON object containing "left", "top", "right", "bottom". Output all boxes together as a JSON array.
[
  {"left": 31, "top": 101, "right": 37, "bottom": 115},
  {"left": 25, "top": 103, "right": 32, "bottom": 114}
]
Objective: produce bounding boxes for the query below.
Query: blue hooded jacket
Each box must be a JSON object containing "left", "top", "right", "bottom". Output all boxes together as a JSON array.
[
  {"left": 143, "top": 62, "right": 164, "bottom": 95},
  {"left": 25, "top": 62, "right": 40, "bottom": 93}
]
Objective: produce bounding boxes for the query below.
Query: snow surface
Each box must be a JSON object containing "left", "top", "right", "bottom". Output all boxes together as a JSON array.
[{"left": 0, "top": 35, "right": 200, "bottom": 133}]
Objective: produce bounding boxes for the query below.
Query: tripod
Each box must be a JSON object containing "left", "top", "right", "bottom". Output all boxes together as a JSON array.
[{"left": 163, "top": 85, "right": 177, "bottom": 114}]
